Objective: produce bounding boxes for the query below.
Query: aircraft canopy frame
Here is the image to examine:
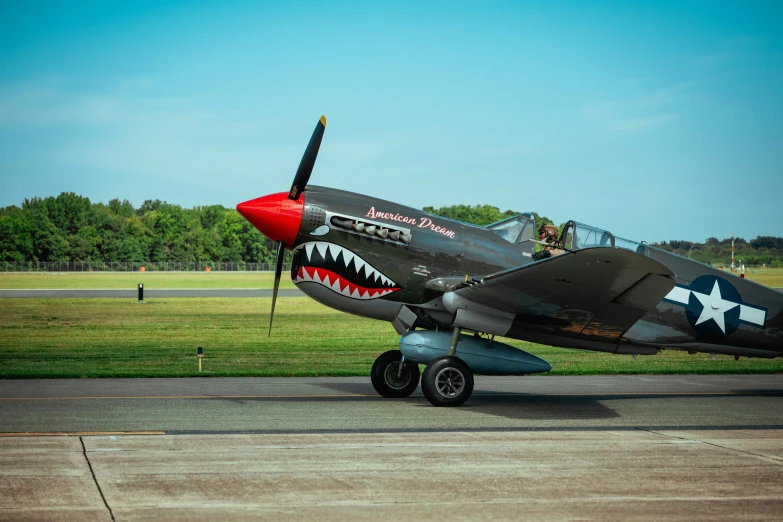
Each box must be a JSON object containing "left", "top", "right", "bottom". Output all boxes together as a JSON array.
[
  {"left": 485, "top": 213, "right": 536, "bottom": 245},
  {"left": 560, "top": 220, "right": 644, "bottom": 253}
]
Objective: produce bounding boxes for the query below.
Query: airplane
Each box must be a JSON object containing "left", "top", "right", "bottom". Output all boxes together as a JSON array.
[{"left": 237, "top": 115, "right": 783, "bottom": 407}]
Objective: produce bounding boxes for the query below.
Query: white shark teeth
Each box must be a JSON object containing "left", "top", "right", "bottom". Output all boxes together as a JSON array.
[
  {"left": 330, "top": 278, "right": 342, "bottom": 294},
  {"left": 341, "top": 249, "right": 355, "bottom": 268},
  {"left": 292, "top": 267, "right": 400, "bottom": 299},
  {"left": 337, "top": 282, "right": 350, "bottom": 297},
  {"left": 315, "top": 242, "right": 329, "bottom": 260},
  {"left": 301, "top": 241, "right": 396, "bottom": 287}
]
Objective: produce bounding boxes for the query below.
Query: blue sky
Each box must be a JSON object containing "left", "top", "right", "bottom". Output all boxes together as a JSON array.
[{"left": 0, "top": 0, "right": 781, "bottom": 242}]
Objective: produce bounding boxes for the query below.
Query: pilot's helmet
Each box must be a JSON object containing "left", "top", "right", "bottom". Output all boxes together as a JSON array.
[{"left": 539, "top": 224, "right": 559, "bottom": 240}]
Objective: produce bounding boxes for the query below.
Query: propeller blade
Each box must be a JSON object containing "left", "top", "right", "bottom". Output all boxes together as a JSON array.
[
  {"left": 268, "top": 240, "right": 285, "bottom": 336},
  {"left": 288, "top": 115, "right": 326, "bottom": 201}
]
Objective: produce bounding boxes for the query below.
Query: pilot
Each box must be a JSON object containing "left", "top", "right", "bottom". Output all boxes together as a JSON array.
[{"left": 532, "top": 224, "right": 564, "bottom": 261}]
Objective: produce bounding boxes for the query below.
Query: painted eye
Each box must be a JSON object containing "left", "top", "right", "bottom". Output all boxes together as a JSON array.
[{"left": 309, "top": 225, "right": 330, "bottom": 236}]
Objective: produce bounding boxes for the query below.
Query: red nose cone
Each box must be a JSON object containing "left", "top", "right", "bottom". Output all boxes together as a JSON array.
[{"left": 236, "top": 192, "right": 303, "bottom": 248}]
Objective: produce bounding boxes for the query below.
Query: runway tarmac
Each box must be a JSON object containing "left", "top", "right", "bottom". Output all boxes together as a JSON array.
[
  {"left": 2, "top": 375, "right": 783, "bottom": 433},
  {"left": 0, "top": 288, "right": 305, "bottom": 298},
  {"left": 3, "top": 375, "right": 783, "bottom": 520}
]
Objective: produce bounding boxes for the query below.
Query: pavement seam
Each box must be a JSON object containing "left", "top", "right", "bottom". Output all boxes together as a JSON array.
[
  {"left": 80, "top": 436, "right": 116, "bottom": 522},
  {"left": 636, "top": 428, "right": 783, "bottom": 465},
  {"left": 162, "top": 425, "right": 783, "bottom": 435}
]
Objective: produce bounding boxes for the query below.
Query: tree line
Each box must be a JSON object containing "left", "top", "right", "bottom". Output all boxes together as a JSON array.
[
  {"left": 653, "top": 236, "right": 783, "bottom": 267},
  {"left": 0, "top": 193, "right": 276, "bottom": 264},
  {"left": 0, "top": 193, "right": 780, "bottom": 267}
]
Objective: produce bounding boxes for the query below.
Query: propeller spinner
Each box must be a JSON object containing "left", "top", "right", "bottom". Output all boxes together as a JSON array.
[{"left": 237, "top": 115, "right": 326, "bottom": 335}]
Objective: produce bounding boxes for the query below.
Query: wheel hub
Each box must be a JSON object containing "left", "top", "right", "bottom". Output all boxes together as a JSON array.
[
  {"left": 384, "top": 363, "right": 412, "bottom": 390},
  {"left": 435, "top": 367, "right": 465, "bottom": 397}
]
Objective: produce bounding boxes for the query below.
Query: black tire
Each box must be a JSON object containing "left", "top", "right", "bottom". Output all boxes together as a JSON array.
[
  {"left": 370, "top": 350, "right": 420, "bottom": 398},
  {"left": 421, "top": 356, "right": 474, "bottom": 407}
]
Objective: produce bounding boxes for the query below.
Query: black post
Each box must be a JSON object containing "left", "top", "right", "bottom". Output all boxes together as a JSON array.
[{"left": 138, "top": 283, "right": 144, "bottom": 303}]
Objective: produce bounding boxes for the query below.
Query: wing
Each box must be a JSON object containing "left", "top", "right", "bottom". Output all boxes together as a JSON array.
[{"left": 444, "top": 247, "right": 675, "bottom": 343}]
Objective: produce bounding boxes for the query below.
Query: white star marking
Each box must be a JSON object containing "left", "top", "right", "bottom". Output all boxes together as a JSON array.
[
  {"left": 691, "top": 281, "right": 739, "bottom": 333},
  {"left": 663, "top": 281, "right": 767, "bottom": 330}
]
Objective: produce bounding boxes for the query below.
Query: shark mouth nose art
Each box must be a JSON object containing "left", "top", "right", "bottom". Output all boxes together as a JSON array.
[{"left": 292, "top": 241, "right": 401, "bottom": 299}]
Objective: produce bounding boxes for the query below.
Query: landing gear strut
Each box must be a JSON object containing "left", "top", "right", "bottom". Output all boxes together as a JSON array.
[
  {"left": 371, "top": 350, "right": 420, "bottom": 398},
  {"left": 421, "top": 327, "right": 474, "bottom": 407}
]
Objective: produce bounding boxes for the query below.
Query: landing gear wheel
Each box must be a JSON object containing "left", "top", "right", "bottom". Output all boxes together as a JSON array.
[
  {"left": 421, "top": 356, "right": 474, "bottom": 407},
  {"left": 371, "top": 350, "right": 420, "bottom": 398}
]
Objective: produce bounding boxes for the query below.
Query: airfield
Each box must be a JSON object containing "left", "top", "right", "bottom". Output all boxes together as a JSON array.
[
  {"left": 2, "top": 271, "right": 783, "bottom": 519},
  {"left": 2, "top": 376, "right": 783, "bottom": 520}
]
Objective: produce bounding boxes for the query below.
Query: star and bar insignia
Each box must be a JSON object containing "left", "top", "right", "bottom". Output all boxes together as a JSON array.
[{"left": 663, "top": 275, "right": 767, "bottom": 337}]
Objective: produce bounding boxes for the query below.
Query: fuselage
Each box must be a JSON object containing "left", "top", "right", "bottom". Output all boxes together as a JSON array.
[
  {"left": 240, "top": 186, "right": 783, "bottom": 358},
  {"left": 294, "top": 186, "right": 529, "bottom": 303}
]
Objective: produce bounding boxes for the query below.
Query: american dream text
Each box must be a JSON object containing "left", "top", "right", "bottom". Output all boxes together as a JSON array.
[{"left": 366, "top": 207, "right": 456, "bottom": 239}]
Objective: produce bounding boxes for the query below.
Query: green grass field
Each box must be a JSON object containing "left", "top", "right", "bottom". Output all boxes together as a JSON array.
[
  {"left": 730, "top": 267, "right": 783, "bottom": 287},
  {"left": 1, "top": 297, "right": 781, "bottom": 378},
  {"left": 1, "top": 267, "right": 781, "bottom": 290}
]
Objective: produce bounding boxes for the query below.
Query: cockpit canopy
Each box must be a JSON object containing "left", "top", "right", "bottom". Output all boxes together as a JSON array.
[
  {"left": 561, "top": 221, "right": 643, "bottom": 253},
  {"left": 487, "top": 215, "right": 644, "bottom": 253},
  {"left": 486, "top": 213, "right": 536, "bottom": 244}
]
